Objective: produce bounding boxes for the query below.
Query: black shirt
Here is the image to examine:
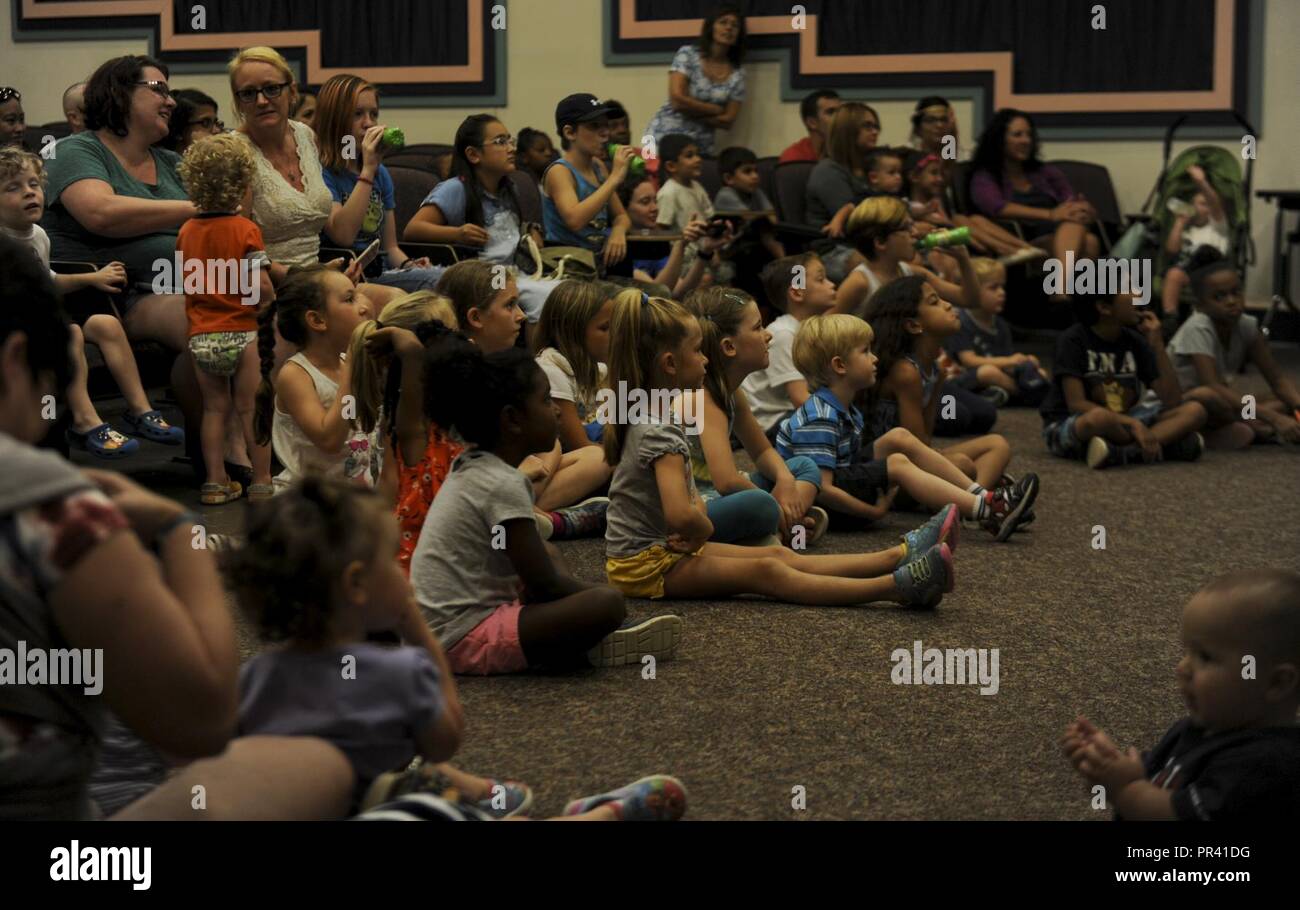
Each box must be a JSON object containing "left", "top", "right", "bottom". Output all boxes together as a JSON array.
[
  {"left": 1129, "top": 719, "right": 1300, "bottom": 821},
  {"left": 1040, "top": 322, "right": 1158, "bottom": 425}
]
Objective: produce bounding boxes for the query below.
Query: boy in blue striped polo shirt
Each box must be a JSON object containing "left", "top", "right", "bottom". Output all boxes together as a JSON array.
[{"left": 776, "top": 314, "right": 1038, "bottom": 539}]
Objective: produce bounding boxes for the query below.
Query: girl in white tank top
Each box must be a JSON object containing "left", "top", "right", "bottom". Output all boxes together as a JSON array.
[{"left": 253, "top": 267, "right": 379, "bottom": 492}]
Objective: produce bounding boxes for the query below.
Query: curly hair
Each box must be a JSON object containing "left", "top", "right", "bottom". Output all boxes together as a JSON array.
[
  {"left": 968, "top": 108, "right": 1043, "bottom": 195},
  {"left": 222, "top": 476, "right": 385, "bottom": 646},
  {"left": 0, "top": 147, "right": 44, "bottom": 186},
  {"left": 83, "top": 55, "right": 169, "bottom": 138},
  {"left": 177, "top": 132, "right": 254, "bottom": 212},
  {"left": 860, "top": 274, "right": 929, "bottom": 416},
  {"left": 423, "top": 341, "right": 542, "bottom": 450}
]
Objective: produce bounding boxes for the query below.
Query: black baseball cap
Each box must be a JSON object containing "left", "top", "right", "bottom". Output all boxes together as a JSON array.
[{"left": 555, "top": 93, "right": 616, "bottom": 133}]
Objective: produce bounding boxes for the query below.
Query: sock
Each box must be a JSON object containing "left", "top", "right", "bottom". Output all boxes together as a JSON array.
[
  {"left": 966, "top": 482, "right": 987, "bottom": 496},
  {"left": 970, "top": 492, "right": 991, "bottom": 521}
]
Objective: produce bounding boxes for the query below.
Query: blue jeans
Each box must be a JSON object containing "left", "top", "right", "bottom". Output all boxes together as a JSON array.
[{"left": 704, "top": 455, "right": 820, "bottom": 543}]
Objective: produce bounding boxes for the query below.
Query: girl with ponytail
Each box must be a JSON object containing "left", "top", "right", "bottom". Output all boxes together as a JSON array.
[{"left": 253, "top": 265, "right": 378, "bottom": 491}]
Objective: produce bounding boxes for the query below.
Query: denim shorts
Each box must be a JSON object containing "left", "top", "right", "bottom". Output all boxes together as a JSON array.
[{"left": 1043, "top": 392, "right": 1163, "bottom": 459}]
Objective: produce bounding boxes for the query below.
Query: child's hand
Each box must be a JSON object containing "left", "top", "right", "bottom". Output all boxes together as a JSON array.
[
  {"left": 1135, "top": 310, "right": 1163, "bottom": 345},
  {"left": 861, "top": 485, "right": 900, "bottom": 520},
  {"left": 456, "top": 224, "right": 490, "bottom": 247},
  {"left": 1268, "top": 412, "right": 1300, "bottom": 444},
  {"left": 608, "top": 144, "right": 636, "bottom": 181},
  {"left": 360, "top": 125, "right": 386, "bottom": 172},
  {"left": 602, "top": 230, "right": 627, "bottom": 267},
  {"left": 1187, "top": 164, "right": 1206, "bottom": 183},
  {"left": 91, "top": 262, "right": 127, "bottom": 294},
  {"left": 343, "top": 257, "right": 366, "bottom": 286},
  {"left": 365, "top": 326, "right": 423, "bottom": 361},
  {"left": 1129, "top": 422, "right": 1162, "bottom": 463},
  {"left": 1077, "top": 739, "right": 1145, "bottom": 793},
  {"left": 402, "top": 256, "right": 432, "bottom": 269}
]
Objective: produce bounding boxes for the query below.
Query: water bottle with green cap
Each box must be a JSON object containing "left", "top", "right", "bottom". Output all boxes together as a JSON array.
[
  {"left": 381, "top": 127, "right": 406, "bottom": 152},
  {"left": 916, "top": 226, "right": 971, "bottom": 251},
  {"left": 608, "top": 144, "right": 647, "bottom": 178}
]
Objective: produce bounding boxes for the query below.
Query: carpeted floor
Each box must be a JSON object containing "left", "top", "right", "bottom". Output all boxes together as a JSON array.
[{"left": 106, "top": 342, "right": 1300, "bottom": 820}]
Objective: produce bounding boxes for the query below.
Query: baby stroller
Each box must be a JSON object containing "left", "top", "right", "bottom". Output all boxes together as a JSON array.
[{"left": 1133, "top": 114, "right": 1256, "bottom": 311}]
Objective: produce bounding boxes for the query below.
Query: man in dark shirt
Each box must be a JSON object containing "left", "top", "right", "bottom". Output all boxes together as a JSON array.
[{"left": 1039, "top": 292, "right": 1207, "bottom": 468}]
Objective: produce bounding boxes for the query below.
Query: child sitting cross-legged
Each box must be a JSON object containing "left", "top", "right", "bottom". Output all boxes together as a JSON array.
[
  {"left": 776, "top": 313, "right": 1037, "bottom": 541},
  {"left": 1040, "top": 291, "right": 1208, "bottom": 469},
  {"left": 1062, "top": 568, "right": 1300, "bottom": 820},
  {"left": 602, "top": 294, "right": 954, "bottom": 608},
  {"left": 943, "top": 257, "right": 1050, "bottom": 409}
]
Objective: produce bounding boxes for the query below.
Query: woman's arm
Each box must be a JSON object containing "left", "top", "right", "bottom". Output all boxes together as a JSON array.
[
  {"left": 668, "top": 72, "right": 725, "bottom": 118},
  {"left": 59, "top": 178, "right": 196, "bottom": 237},
  {"left": 275, "top": 358, "right": 355, "bottom": 452},
  {"left": 707, "top": 100, "right": 742, "bottom": 130}
]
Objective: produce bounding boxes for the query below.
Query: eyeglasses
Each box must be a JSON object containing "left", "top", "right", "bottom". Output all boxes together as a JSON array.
[
  {"left": 193, "top": 117, "right": 225, "bottom": 132},
  {"left": 135, "top": 81, "right": 172, "bottom": 100},
  {"left": 863, "top": 122, "right": 881, "bottom": 131},
  {"left": 234, "top": 81, "right": 292, "bottom": 104},
  {"left": 482, "top": 134, "right": 516, "bottom": 148},
  {"left": 0, "top": 88, "right": 20, "bottom": 103}
]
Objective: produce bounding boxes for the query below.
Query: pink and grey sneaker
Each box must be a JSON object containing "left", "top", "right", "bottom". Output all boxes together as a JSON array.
[
  {"left": 563, "top": 774, "right": 688, "bottom": 821},
  {"left": 892, "top": 542, "right": 953, "bottom": 608},
  {"left": 900, "top": 504, "right": 959, "bottom": 564},
  {"left": 473, "top": 779, "right": 534, "bottom": 819},
  {"left": 547, "top": 496, "right": 610, "bottom": 540}
]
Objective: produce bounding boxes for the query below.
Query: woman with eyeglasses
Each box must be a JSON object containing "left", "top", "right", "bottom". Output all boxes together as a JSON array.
[
  {"left": 157, "top": 88, "right": 224, "bottom": 155},
  {"left": 313, "top": 74, "right": 442, "bottom": 293},
  {"left": 804, "top": 101, "right": 879, "bottom": 283},
  {"left": 41, "top": 57, "right": 197, "bottom": 353},
  {"left": 0, "top": 87, "right": 27, "bottom": 149}
]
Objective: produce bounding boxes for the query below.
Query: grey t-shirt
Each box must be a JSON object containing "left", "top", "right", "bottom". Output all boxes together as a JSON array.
[
  {"left": 410, "top": 448, "right": 534, "bottom": 649},
  {"left": 239, "top": 643, "right": 442, "bottom": 791},
  {"left": 1168, "top": 311, "right": 1260, "bottom": 391},
  {"left": 805, "top": 159, "right": 870, "bottom": 227},
  {"left": 714, "top": 186, "right": 774, "bottom": 213},
  {"left": 606, "top": 416, "right": 700, "bottom": 558}
]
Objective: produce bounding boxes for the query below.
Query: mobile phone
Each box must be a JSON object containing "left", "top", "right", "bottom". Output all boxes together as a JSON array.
[{"left": 355, "top": 237, "right": 382, "bottom": 272}]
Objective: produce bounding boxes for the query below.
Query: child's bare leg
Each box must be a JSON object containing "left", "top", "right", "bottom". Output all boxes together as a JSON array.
[
  {"left": 195, "top": 366, "right": 235, "bottom": 485},
  {"left": 235, "top": 343, "right": 273, "bottom": 485},
  {"left": 975, "top": 364, "right": 1017, "bottom": 392},
  {"left": 64, "top": 325, "right": 107, "bottom": 431},
  {"left": 1148, "top": 401, "right": 1207, "bottom": 445},
  {"left": 705, "top": 540, "right": 905, "bottom": 578},
  {"left": 1072, "top": 408, "right": 1137, "bottom": 445},
  {"left": 535, "top": 443, "right": 612, "bottom": 511},
  {"left": 873, "top": 427, "right": 980, "bottom": 489},
  {"left": 1162, "top": 267, "right": 1189, "bottom": 316},
  {"left": 431, "top": 763, "right": 494, "bottom": 802},
  {"left": 885, "top": 454, "right": 984, "bottom": 517},
  {"left": 663, "top": 550, "right": 902, "bottom": 605},
  {"left": 940, "top": 434, "right": 1011, "bottom": 488},
  {"left": 517, "top": 586, "right": 625, "bottom": 668},
  {"left": 83, "top": 314, "right": 153, "bottom": 415}
]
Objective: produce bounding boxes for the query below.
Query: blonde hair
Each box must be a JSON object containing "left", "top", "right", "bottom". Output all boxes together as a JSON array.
[
  {"left": 970, "top": 256, "right": 1006, "bottom": 285},
  {"left": 435, "top": 260, "right": 514, "bottom": 333},
  {"left": 532, "top": 279, "right": 616, "bottom": 406},
  {"left": 793, "top": 314, "right": 874, "bottom": 391},
  {"left": 348, "top": 291, "right": 457, "bottom": 435},
  {"left": 0, "top": 147, "right": 44, "bottom": 186},
  {"left": 227, "top": 46, "right": 296, "bottom": 123},
  {"left": 602, "top": 293, "right": 696, "bottom": 466},
  {"left": 177, "top": 132, "right": 254, "bottom": 212},
  {"left": 845, "top": 195, "right": 909, "bottom": 260}
]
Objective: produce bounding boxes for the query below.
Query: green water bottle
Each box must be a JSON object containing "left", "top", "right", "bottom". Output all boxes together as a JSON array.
[
  {"left": 608, "top": 143, "right": 647, "bottom": 178},
  {"left": 381, "top": 127, "right": 406, "bottom": 152},
  {"left": 916, "top": 226, "right": 972, "bottom": 251}
]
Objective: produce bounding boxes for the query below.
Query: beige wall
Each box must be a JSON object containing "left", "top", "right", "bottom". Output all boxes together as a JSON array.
[{"left": 5, "top": 0, "right": 1295, "bottom": 300}]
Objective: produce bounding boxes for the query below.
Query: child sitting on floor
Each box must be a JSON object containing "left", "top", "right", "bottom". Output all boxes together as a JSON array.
[
  {"left": 943, "top": 257, "right": 1050, "bottom": 408},
  {"left": 1039, "top": 291, "right": 1208, "bottom": 469},
  {"left": 740, "top": 252, "right": 838, "bottom": 443},
  {"left": 777, "top": 312, "right": 1037, "bottom": 541},
  {"left": 1168, "top": 247, "right": 1300, "bottom": 448},
  {"left": 1062, "top": 568, "right": 1300, "bottom": 820}
]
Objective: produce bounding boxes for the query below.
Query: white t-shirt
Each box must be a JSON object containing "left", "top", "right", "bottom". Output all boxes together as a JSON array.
[
  {"left": 656, "top": 178, "right": 713, "bottom": 233},
  {"left": 536, "top": 346, "right": 606, "bottom": 422},
  {"left": 1181, "top": 218, "right": 1231, "bottom": 258},
  {"left": 1, "top": 223, "right": 56, "bottom": 278},
  {"left": 740, "top": 314, "right": 804, "bottom": 433}
]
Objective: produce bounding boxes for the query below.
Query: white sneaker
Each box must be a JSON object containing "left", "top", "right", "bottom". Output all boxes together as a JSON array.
[
  {"left": 533, "top": 510, "right": 554, "bottom": 540},
  {"left": 998, "top": 247, "right": 1049, "bottom": 267},
  {"left": 588, "top": 615, "right": 683, "bottom": 667}
]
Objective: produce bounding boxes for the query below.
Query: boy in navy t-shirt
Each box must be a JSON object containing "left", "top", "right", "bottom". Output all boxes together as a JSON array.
[
  {"left": 1039, "top": 292, "right": 1207, "bottom": 469},
  {"left": 1063, "top": 569, "right": 1300, "bottom": 820},
  {"left": 945, "top": 258, "right": 1049, "bottom": 407}
]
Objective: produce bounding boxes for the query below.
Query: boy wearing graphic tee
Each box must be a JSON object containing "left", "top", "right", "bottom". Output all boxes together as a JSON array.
[{"left": 1039, "top": 292, "right": 1207, "bottom": 469}]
